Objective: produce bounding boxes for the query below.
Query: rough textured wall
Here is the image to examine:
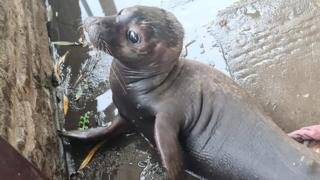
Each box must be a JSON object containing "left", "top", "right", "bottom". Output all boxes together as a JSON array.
[
  {"left": 0, "top": 0, "right": 63, "bottom": 179},
  {"left": 214, "top": 0, "right": 320, "bottom": 132}
]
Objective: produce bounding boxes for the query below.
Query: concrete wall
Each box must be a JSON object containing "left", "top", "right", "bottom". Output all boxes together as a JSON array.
[
  {"left": 214, "top": 0, "right": 320, "bottom": 132},
  {"left": 0, "top": 0, "right": 63, "bottom": 179}
]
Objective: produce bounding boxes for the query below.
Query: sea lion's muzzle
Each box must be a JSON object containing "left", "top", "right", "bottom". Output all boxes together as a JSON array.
[
  {"left": 83, "top": 16, "right": 118, "bottom": 53},
  {"left": 83, "top": 16, "right": 100, "bottom": 31}
]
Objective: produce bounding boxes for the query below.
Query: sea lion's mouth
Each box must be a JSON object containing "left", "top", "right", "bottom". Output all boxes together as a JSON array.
[
  {"left": 77, "top": 24, "right": 95, "bottom": 49},
  {"left": 83, "top": 30, "right": 113, "bottom": 55},
  {"left": 81, "top": 26, "right": 98, "bottom": 49},
  {"left": 80, "top": 32, "right": 94, "bottom": 49}
]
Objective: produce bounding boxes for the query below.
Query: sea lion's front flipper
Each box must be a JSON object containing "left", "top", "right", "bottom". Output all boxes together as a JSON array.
[
  {"left": 58, "top": 115, "right": 132, "bottom": 142},
  {"left": 154, "top": 112, "right": 185, "bottom": 180}
]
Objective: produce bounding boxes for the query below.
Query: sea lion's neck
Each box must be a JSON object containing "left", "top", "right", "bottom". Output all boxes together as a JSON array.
[{"left": 111, "top": 58, "right": 181, "bottom": 94}]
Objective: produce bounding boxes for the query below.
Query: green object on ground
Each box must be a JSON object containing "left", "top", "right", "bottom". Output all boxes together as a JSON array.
[{"left": 79, "top": 112, "right": 90, "bottom": 130}]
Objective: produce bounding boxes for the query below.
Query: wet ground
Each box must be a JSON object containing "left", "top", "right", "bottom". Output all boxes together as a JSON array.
[{"left": 46, "top": 0, "right": 236, "bottom": 179}]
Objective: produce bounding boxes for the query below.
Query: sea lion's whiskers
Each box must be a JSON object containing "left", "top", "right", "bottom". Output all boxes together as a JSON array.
[
  {"left": 96, "top": 36, "right": 111, "bottom": 55},
  {"left": 98, "top": 41, "right": 104, "bottom": 51},
  {"left": 97, "top": 41, "right": 103, "bottom": 51},
  {"left": 97, "top": 37, "right": 127, "bottom": 94},
  {"left": 101, "top": 39, "right": 113, "bottom": 56},
  {"left": 111, "top": 63, "right": 128, "bottom": 89},
  {"left": 110, "top": 66, "right": 127, "bottom": 94}
]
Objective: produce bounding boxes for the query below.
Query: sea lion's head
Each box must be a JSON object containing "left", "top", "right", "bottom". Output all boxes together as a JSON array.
[{"left": 84, "top": 6, "right": 184, "bottom": 68}]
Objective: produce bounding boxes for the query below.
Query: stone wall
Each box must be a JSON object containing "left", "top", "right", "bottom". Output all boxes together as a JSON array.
[{"left": 0, "top": 0, "right": 63, "bottom": 179}]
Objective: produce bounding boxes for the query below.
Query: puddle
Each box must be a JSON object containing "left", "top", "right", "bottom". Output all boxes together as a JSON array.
[
  {"left": 46, "top": 0, "right": 236, "bottom": 179},
  {"left": 96, "top": 90, "right": 112, "bottom": 112}
]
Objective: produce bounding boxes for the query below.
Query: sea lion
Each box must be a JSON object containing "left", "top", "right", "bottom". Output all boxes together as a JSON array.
[{"left": 60, "top": 5, "right": 320, "bottom": 179}]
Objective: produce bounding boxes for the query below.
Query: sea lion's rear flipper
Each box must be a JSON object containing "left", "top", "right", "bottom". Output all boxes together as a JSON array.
[{"left": 58, "top": 115, "right": 132, "bottom": 142}]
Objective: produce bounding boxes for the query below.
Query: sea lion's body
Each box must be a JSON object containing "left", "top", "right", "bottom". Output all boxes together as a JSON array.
[
  {"left": 111, "top": 58, "right": 320, "bottom": 179},
  {"left": 61, "top": 5, "right": 320, "bottom": 179}
]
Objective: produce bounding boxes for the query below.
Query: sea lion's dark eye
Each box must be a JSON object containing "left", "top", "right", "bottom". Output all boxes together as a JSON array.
[{"left": 127, "top": 30, "right": 140, "bottom": 44}]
